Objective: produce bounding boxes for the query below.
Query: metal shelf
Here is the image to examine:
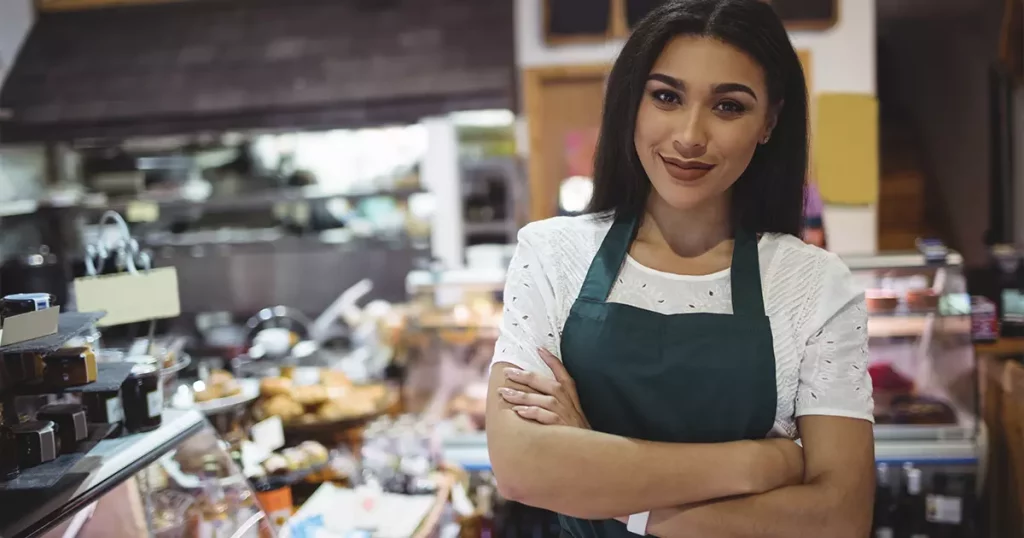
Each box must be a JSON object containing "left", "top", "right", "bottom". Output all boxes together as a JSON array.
[{"left": 0, "top": 409, "right": 206, "bottom": 538}]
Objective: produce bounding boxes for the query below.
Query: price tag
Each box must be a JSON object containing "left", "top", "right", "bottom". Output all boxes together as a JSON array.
[
  {"left": 73, "top": 267, "right": 180, "bottom": 327},
  {"left": 126, "top": 201, "right": 160, "bottom": 223},
  {"left": 926, "top": 494, "right": 963, "bottom": 524},
  {"left": 251, "top": 416, "right": 285, "bottom": 452},
  {"left": 449, "top": 481, "right": 476, "bottom": 517}
]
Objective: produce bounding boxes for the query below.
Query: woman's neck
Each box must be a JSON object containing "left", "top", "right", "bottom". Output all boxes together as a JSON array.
[{"left": 638, "top": 194, "right": 732, "bottom": 258}]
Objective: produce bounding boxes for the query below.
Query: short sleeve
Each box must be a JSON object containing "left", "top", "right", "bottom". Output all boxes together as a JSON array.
[
  {"left": 490, "top": 228, "right": 562, "bottom": 378},
  {"left": 795, "top": 255, "right": 875, "bottom": 422}
]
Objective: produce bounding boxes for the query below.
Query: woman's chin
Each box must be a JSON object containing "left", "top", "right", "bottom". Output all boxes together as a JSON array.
[{"left": 650, "top": 185, "right": 715, "bottom": 212}]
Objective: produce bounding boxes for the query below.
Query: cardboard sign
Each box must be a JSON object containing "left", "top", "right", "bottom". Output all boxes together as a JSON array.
[
  {"left": 73, "top": 267, "right": 180, "bottom": 327},
  {"left": 0, "top": 307, "right": 59, "bottom": 347}
]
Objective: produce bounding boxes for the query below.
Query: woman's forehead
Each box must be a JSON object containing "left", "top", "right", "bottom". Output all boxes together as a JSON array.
[{"left": 650, "top": 35, "right": 767, "bottom": 91}]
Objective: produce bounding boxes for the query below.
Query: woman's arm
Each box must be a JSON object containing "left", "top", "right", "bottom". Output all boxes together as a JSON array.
[
  {"left": 640, "top": 415, "right": 874, "bottom": 538},
  {"left": 486, "top": 364, "right": 804, "bottom": 519},
  {"left": 640, "top": 278, "right": 876, "bottom": 537},
  {"left": 486, "top": 224, "right": 802, "bottom": 519}
]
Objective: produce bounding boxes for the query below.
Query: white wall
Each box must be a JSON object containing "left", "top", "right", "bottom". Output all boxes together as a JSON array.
[
  {"left": 0, "top": 0, "right": 34, "bottom": 89},
  {"left": 514, "top": 0, "right": 878, "bottom": 254}
]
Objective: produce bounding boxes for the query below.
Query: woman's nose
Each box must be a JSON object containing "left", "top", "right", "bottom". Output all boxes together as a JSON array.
[{"left": 673, "top": 111, "right": 708, "bottom": 158}]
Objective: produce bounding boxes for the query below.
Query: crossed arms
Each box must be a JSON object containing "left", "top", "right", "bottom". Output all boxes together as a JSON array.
[{"left": 485, "top": 360, "right": 874, "bottom": 538}]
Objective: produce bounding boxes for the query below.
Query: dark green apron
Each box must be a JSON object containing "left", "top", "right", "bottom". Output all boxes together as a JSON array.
[{"left": 558, "top": 213, "right": 777, "bottom": 538}]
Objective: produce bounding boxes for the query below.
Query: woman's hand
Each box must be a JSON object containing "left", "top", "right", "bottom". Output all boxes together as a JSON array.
[{"left": 497, "top": 348, "right": 590, "bottom": 429}]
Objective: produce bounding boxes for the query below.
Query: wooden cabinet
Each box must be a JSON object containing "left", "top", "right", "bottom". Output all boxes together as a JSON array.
[
  {"left": 523, "top": 65, "right": 610, "bottom": 221},
  {"left": 544, "top": 0, "right": 838, "bottom": 44}
]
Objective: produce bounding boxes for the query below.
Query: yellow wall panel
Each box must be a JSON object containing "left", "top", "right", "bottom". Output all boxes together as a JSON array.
[{"left": 812, "top": 93, "right": 879, "bottom": 205}]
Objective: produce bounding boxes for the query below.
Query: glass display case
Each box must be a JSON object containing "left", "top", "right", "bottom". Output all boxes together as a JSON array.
[
  {"left": 0, "top": 410, "right": 271, "bottom": 538},
  {"left": 843, "top": 251, "right": 981, "bottom": 466}
]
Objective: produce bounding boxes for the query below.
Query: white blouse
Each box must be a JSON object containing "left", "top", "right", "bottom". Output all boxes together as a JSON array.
[{"left": 490, "top": 215, "right": 874, "bottom": 439}]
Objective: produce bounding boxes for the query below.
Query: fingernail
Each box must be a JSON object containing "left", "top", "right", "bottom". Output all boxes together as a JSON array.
[
  {"left": 505, "top": 368, "right": 524, "bottom": 379},
  {"left": 513, "top": 406, "right": 530, "bottom": 413},
  {"left": 497, "top": 388, "right": 517, "bottom": 396}
]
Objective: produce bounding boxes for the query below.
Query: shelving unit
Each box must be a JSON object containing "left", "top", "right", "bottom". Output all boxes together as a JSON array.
[
  {"left": 460, "top": 157, "right": 524, "bottom": 248},
  {"left": 0, "top": 409, "right": 206, "bottom": 538}
]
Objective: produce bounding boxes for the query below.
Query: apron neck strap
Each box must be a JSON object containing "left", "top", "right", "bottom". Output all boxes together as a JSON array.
[
  {"left": 729, "top": 229, "right": 765, "bottom": 317},
  {"left": 577, "top": 213, "right": 636, "bottom": 302},
  {"left": 577, "top": 212, "right": 765, "bottom": 317}
]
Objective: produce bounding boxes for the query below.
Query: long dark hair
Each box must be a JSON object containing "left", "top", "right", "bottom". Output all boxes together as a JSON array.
[{"left": 587, "top": 0, "right": 808, "bottom": 236}]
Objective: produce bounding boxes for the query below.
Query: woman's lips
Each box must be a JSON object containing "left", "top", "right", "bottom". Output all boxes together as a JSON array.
[{"left": 660, "top": 156, "right": 715, "bottom": 182}]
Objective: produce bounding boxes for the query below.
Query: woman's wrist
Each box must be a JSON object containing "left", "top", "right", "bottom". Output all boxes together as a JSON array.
[{"left": 755, "top": 439, "right": 805, "bottom": 492}]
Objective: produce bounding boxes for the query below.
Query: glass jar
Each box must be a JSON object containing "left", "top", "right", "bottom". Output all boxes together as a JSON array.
[
  {"left": 122, "top": 363, "right": 162, "bottom": 433},
  {"left": 0, "top": 293, "right": 55, "bottom": 320}
]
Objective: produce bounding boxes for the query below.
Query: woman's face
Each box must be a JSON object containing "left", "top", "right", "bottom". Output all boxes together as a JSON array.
[{"left": 634, "top": 35, "right": 777, "bottom": 212}]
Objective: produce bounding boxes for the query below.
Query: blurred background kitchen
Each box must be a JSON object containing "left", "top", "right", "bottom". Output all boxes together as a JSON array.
[{"left": 0, "top": 0, "right": 1023, "bottom": 536}]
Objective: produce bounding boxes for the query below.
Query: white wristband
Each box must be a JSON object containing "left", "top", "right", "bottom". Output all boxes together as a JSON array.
[{"left": 626, "top": 511, "right": 650, "bottom": 535}]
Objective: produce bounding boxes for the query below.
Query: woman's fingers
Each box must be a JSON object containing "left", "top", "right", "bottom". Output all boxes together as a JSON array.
[
  {"left": 512, "top": 405, "right": 562, "bottom": 425},
  {"left": 497, "top": 387, "right": 558, "bottom": 410},
  {"left": 504, "top": 367, "right": 561, "bottom": 395},
  {"left": 537, "top": 348, "right": 572, "bottom": 384}
]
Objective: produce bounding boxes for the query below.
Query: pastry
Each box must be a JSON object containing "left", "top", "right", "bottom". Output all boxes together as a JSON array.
[
  {"left": 260, "top": 395, "right": 304, "bottom": 422},
  {"left": 905, "top": 289, "right": 939, "bottom": 312},
  {"left": 865, "top": 289, "right": 899, "bottom": 314},
  {"left": 320, "top": 370, "right": 352, "bottom": 388},
  {"left": 260, "top": 377, "right": 294, "bottom": 398},
  {"left": 263, "top": 454, "right": 289, "bottom": 475},
  {"left": 208, "top": 370, "right": 235, "bottom": 386},
  {"left": 282, "top": 448, "right": 307, "bottom": 471},
  {"left": 293, "top": 385, "right": 328, "bottom": 407},
  {"left": 299, "top": 441, "right": 329, "bottom": 466}
]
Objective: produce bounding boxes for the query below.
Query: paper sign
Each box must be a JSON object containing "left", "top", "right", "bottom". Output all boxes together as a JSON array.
[
  {"left": 251, "top": 416, "right": 285, "bottom": 452},
  {"left": 0, "top": 307, "right": 59, "bottom": 347},
  {"left": 73, "top": 267, "right": 180, "bottom": 327},
  {"left": 125, "top": 201, "right": 160, "bottom": 223}
]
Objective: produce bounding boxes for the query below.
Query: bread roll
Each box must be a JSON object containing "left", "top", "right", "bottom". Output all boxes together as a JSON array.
[
  {"left": 260, "top": 377, "right": 294, "bottom": 398},
  {"left": 293, "top": 385, "right": 328, "bottom": 407}
]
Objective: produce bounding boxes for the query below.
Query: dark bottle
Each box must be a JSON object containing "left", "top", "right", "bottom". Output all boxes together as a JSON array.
[
  {"left": 927, "top": 472, "right": 973, "bottom": 538},
  {"left": 898, "top": 465, "right": 930, "bottom": 538},
  {"left": 874, "top": 463, "right": 896, "bottom": 538},
  {"left": 477, "top": 485, "right": 495, "bottom": 538}
]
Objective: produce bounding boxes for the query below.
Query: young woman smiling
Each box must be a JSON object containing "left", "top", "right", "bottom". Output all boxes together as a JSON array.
[{"left": 485, "top": 1, "right": 875, "bottom": 537}]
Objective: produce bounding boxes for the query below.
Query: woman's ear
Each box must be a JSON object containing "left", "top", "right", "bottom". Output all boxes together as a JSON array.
[{"left": 762, "top": 100, "right": 784, "bottom": 142}]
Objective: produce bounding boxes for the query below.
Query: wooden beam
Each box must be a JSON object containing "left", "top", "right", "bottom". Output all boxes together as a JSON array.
[{"left": 36, "top": 0, "right": 192, "bottom": 12}]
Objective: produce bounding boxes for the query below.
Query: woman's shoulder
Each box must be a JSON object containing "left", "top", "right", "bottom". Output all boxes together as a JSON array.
[
  {"left": 760, "top": 233, "right": 865, "bottom": 336},
  {"left": 517, "top": 213, "right": 614, "bottom": 253},
  {"left": 761, "top": 233, "right": 853, "bottom": 280}
]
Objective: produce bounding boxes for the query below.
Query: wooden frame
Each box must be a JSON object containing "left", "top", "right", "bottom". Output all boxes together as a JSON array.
[
  {"left": 35, "top": 0, "right": 188, "bottom": 11},
  {"left": 543, "top": 0, "right": 622, "bottom": 46},
  {"left": 768, "top": 0, "right": 840, "bottom": 32},
  {"left": 543, "top": 0, "right": 839, "bottom": 44},
  {"left": 522, "top": 64, "right": 612, "bottom": 221}
]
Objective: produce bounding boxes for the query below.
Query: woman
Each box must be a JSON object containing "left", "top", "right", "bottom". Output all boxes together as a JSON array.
[{"left": 486, "top": 1, "right": 875, "bottom": 537}]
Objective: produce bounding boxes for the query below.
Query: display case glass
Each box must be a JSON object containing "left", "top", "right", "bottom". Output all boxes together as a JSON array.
[
  {"left": 843, "top": 251, "right": 977, "bottom": 444},
  {"left": 0, "top": 410, "right": 270, "bottom": 538}
]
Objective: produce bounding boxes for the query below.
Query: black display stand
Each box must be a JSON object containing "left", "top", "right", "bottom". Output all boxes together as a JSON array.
[{"left": 0, "top": 312, "right": 105, "bottom": 355}]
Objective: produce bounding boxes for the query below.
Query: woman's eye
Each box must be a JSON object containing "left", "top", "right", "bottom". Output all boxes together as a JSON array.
[
  {"left": 651, "top": 90, "right": 680, "bottom": 105},
  {"left": 714, "top": 100, "right": 746, "bottom": 114}
]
